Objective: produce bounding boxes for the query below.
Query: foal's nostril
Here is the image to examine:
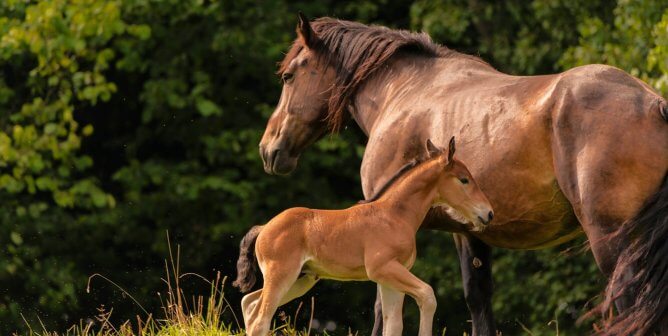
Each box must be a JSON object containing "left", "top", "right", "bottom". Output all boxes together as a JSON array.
[{"left": 488, "top": 211, "right": 494, "bottom": 222}]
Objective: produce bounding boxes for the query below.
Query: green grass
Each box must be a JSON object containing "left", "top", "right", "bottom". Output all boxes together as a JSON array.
[
  {"left": 21, "top": 241, "right": 320, "bottom": 336},
  {"left": 21, "top": 240, "right": 543, "bottom": 336}
]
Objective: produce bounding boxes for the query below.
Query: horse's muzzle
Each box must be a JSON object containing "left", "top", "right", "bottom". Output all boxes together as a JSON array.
[{"left": 259, "top": 145, "right": 298, "bottom": 175}]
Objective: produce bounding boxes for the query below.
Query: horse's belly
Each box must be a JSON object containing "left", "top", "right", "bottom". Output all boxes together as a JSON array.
[
  {"left": 475, "top": 179, "right": 582, "bottom": 249},
  {"left": 451, "top": 99, "right": 582, "bottom": 249}
]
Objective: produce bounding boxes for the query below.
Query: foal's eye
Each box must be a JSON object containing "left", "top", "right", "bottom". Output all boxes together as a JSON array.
[
  {"left": 459, "top": 178, "right": 469, "bottom": 185},
  {"left": 282, "top": 73, "right": 294, "bottom": 83}
]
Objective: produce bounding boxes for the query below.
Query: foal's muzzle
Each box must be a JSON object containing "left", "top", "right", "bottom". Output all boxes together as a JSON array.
[{"left": 477, "top": 211, "right": 494, "bottom": 225}]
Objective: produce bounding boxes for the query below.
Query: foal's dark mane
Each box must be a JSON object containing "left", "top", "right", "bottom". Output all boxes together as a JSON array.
[
  {"left": 279, "top": 17, "right": 489, "bottom": 132},
  {"left": 358, "top": 157, "right": 425, "bottom": 204}
]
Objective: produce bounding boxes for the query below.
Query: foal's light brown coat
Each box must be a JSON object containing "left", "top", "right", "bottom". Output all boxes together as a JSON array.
[{"left": 235, "top": 139, "right": 493, "bottom": 336}]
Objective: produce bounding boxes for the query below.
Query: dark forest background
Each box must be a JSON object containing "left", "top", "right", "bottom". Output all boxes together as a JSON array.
[{"left": 1, "top": 0, "right": 667, "bottom": 334}]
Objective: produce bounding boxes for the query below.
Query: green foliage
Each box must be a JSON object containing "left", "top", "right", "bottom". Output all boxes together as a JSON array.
[
  {"left": 560, "top": 0, "right": 668, "bottom": 95},
  {"left": 1, "top": 0, "right": 666, "bottom": 335},
  {"left": 410, "top": 0, "right": 615, "bottom": 74}
]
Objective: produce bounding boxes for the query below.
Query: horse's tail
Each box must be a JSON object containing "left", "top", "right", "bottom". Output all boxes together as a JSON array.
[
  {"left": 598, "top": 174, "right": 668, "bottom": 335},
  {"left": 233, "top": 225, "right": 263, "bottom": 293}
]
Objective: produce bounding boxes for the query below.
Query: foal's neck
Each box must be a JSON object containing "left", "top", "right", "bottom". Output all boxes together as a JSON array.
[{"left": 379, "top": 159, "right": 444, "bottom": 230}]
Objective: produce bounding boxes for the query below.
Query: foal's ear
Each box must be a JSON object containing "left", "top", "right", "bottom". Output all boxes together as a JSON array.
[
  {"left": 425, "top": 139, "right": 441, "bottom": 158},
  {"left": 297, "top": 12, "right": 316, "bottom": 48},
  {"left": 447, "top": 136, "right": 456, "bottom": 163}
]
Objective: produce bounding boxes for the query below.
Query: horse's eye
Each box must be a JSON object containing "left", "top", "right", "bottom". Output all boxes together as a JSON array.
[
  {"left": 282, "top": 73, "right": 294, "bottom": 83},
  {"left": 460, "top": 178, "right": 469, "bottom": 185}
]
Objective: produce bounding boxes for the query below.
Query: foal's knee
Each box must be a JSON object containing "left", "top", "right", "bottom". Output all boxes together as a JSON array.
[{"left": 418, "top": 286, "right": 437, "bottom": 312}]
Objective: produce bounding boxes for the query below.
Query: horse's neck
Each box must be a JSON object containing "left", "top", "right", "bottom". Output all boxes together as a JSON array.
[
  {"left": 381, "top": 160, "right": 443, "bottom": 228},
  {"left": 350, "top": 54, "right": 495, "bottom": 135}
]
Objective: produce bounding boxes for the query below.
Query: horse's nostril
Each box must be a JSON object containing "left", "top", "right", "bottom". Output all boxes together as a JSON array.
[
  {"left": 270, "top": 149, "right": 280, "bottom": 168},
  {"left": 488, "top": 211, "right": 494, "bottom": 222}
]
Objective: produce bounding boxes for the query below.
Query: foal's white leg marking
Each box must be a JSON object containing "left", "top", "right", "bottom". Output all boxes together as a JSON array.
[{"left": 379, "top": 284, "right": 405, "bottom": 336}]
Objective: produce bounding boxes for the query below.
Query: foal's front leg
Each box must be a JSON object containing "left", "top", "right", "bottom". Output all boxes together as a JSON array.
[
  {"left": 378, "top": 284, "right": 405, "bottom": 336},
  {"left": 369, "top": 261, "right": 437, "bottom": 336}
]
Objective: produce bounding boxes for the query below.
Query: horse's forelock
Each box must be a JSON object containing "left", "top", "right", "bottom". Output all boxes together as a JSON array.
[{"left": 277, "top": 42, "right": 303, "bottom": 76}]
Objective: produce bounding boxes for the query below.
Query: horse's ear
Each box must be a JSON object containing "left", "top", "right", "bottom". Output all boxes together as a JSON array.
[
  {"left": 426, "top": 139, "right": 441, "bottom": 158},
  {"left": 447, "top": 136, "right": 456, "bottom": 163},
  {"left": 297, "top": 12, "right": 316, "bottom": 48}
]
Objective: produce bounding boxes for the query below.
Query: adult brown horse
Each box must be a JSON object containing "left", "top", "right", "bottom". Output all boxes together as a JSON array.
[{"left": 258, "top": 15, "right": 668, "bottom": 336}]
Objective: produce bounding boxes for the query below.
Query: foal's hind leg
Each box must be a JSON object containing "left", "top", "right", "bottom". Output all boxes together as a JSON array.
[
  {"left": 279, "top": 274, "right": 319, "bottom": 305},
  {"left": 244, "top": 273, "right": 316, "bottom": 333},
  {"left": 247, "top": 263, "right": 302, "bottom": 336},
  {"left": 241, "top": 289, "right": 262, "bottom": 327},
  {"left": 368, "top": 261, "right": 436, "bottom": 336}
]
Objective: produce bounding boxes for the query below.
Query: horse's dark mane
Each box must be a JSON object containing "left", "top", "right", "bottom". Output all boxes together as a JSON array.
[
  {"left": 278, "top": 18, "right": 488, "bottom": 132},
  {"left": 358, "top": 157, "right": 425, "bottom": 204}
]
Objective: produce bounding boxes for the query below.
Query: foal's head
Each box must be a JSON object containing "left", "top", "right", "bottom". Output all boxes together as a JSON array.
[
  {"left": 259, "top": 13, "right": 336, "bottom": 175},
  {"left": 428, "top": 138, "right": 494, "bottom": 231}
]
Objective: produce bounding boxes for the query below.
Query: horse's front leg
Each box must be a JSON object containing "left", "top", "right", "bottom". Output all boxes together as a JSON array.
[{"left": 453, "top": 233, "right": 497, "bottom": 336}]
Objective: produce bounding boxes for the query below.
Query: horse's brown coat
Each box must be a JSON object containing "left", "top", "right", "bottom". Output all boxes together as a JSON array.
[{"left": 259, "top": 16, "right": 668, "bottom": 335}]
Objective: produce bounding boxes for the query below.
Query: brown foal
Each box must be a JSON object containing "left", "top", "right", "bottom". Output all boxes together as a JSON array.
[{"left": 234, "top": 138, "right": 493, "bottom": 336}]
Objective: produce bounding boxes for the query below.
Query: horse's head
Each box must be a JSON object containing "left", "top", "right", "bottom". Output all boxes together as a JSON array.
[
  {"left": 259, "top": 13, "right": 336, "bottom": 175},
  {"left": 428, "top": 138, "right": 494, "bottom": 231}
]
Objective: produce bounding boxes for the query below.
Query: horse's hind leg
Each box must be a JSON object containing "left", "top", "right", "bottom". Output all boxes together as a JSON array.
[
  {"left": 552, "top": 111, "right": 668, "bottom": 316},
  {"left": 556, "top": 157, "right": 662, "bottom": 313}
]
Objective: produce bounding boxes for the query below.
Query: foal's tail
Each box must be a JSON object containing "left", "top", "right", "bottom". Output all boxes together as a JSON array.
[
  {"left": 597, "top": 174, "right": 668, "bottom": 335},
  {"left": 233, "top": 225, "right": 263, "bottom": 293}
]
